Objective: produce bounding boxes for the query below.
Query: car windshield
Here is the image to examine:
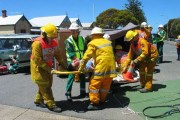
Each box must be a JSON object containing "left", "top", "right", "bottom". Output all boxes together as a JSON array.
[{"left": 0, "top": 38, "right": 32, "bottom": 50}]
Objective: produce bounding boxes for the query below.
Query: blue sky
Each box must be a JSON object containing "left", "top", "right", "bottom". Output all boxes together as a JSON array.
[{"left": 0, "top": 0, "right": 179, "bottom": 32}]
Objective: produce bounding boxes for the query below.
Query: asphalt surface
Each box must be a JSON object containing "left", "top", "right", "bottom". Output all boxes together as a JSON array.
[{"left": 0, "top": 41, "right": 180, "bottom": 120}]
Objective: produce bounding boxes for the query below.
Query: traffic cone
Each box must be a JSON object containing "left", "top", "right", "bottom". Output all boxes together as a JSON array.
[{"left": 122, "top": 62, "right": 135, "bottom": 82}]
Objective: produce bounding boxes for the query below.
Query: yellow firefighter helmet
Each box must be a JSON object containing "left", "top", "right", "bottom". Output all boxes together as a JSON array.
[
  {"left": 115, "top": 45, "right": 122, "bottom": 50},
  {"left": 177, "top": 35, "right": 180, "bottom": 40},
  {"left": 40, "top": 23, "right": 57, "bottom": 38},
  {"left": 124, "top": 30, "right": 138, "bottom": 41}
]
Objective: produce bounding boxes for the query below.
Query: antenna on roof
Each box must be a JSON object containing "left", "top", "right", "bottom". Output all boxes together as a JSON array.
[{"left": 65, "top": 11, "right": 68, "bottom": 16}]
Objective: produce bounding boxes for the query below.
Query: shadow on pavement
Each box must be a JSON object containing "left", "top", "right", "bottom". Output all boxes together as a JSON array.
[
  {"left": 152, "top": 83, "right": 167, "bottom": 92},
  {"left": 161, "top": 60, "right": 172, "bottom": 63},
  {"left": 56, "top": 83, "right": 131, "bottom": 113},
  {"left": 18, "top": 66, "right": 30, "bottom": 75},
  {"left": 154, "top": 68, "right": 160, "bottom": 74}
]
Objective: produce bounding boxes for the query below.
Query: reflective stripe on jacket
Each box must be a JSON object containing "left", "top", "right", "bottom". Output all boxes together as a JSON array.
[
  {"left": 125, "top": 38, "right": 150, "bottom": 66},
  {"left": 81, "top": 37, "right": 116, "bottom": 79},
  {"left": 157, "top": 30, "right": 166, "bottom": 42},
  {"left": 65, "top": 35, "right": 84, "bottom": 62}
]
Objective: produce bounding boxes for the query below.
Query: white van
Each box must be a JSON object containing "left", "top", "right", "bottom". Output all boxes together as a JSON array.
[{"left": 0, "top": 34, "right": 39, "bottom": 68}]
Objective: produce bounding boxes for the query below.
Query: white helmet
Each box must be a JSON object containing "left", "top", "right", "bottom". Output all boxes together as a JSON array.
[
  {"left": 141, "top": 22, "right": 148, "bottom": 28},
  {"left": 148, "top": 25, "right": 152, "bottom": 28},
  {"left": 103, "top": 34, "right": 111, "bottom": 40},
  {"left": 158, "top": 24, "right": 164, "bottom": 28},
  {"left": 91, "top": 27, "right": 104, "bottom": 35},
  {"left": 69, "top": 22, "right": 80, "bottom": 30}
]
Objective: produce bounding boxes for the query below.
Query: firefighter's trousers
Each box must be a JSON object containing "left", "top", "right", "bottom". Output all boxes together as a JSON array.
[
  {"left": 89, "top": 78, "right": 112, "bottom": 104},
  {"left": 34, "top": 76, "right": 56, "bottom": 109},
  {"left": 139, "top": 61, "right": 156, "bottom": 90}
]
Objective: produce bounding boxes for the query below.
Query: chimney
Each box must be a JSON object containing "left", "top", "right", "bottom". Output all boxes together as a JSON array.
[{"left": 2, "top": 10, "right": 7, "bottom": 18}]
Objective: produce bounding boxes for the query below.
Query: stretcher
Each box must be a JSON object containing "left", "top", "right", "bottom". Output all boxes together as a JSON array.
[
  {"left": 113, "top": 70, "right": 139, "bottom": 83},
  {"left": 51, "top": 70, "right": 80, "bottom": 75}
]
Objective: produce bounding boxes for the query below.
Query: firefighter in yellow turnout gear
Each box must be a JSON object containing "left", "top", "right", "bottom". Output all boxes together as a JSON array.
[
  {"left": 31, "top": 23, "right": 66, "bottom": 112},
  {"left": 123, "top": 30, "right": 158, "bottom": 93},
  {"left": 78, "top": 27, "right": 116, "bottom": 110}
]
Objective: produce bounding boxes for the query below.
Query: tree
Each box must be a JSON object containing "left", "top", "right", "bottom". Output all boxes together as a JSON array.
[
  {"left": 96, "top": 8, "right": 138, "bottom": 29},
  {"left": 169, "top": 18, "right": 180, "bottom": 38},
  {"left": 125, "top": 0, "right": 146, "bottom": 24}
]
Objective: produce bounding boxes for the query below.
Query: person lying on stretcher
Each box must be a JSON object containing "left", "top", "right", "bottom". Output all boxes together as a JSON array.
[{"left": 113, "top": 45, "right": 139, "bottom": 83}]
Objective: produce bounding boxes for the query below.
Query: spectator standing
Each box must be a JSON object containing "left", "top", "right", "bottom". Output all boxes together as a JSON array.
[{"left": 175, "top": 35, "right": 180, "bottom": 61}]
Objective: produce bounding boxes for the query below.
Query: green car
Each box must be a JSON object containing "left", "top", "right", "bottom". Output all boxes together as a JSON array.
[{"left": 0, "top": 34, "right": 39, "bottom": 73}]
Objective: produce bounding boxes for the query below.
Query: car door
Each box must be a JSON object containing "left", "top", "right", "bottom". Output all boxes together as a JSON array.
[{"left": 17, "top": 38, "right": 32, "bottom": 67}]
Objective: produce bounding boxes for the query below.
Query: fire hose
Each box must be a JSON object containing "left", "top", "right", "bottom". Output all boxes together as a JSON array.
[
  {"left": 51, "top": 70, "right": 80, "bottom": 75},
  {"left": 143, "top": 104, "right": 180, "bottom": 118}
]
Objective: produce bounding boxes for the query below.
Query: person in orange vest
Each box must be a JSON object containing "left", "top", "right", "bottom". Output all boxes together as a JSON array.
[
  {"left": 123, "top": 30, "right": 158, "bottom": 93},
  {"left": 30, "top": 23, "right": 67, "bottom": 112},
  {"left": 136, "top": 22, "right": 151, "bottom": 40},
  {"left": 78, "top": 27, "right": 116, "bottom": 110},
  {"left": 175, "top": 35, "right": 180, "bottom": 61}
]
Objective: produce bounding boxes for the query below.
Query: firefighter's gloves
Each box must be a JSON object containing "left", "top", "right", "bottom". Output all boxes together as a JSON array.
[
  {"left": 147, "top": 58, "right": 154, "bottom": 63},
  {"left": 78, "top": 60, "right": 85, "bottom": 73},
  {"left": 51, "top": 69, "right": 56, "bottom": 74}
]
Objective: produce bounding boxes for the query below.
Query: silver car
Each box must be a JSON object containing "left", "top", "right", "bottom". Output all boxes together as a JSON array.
[{"left": 0, "top": 34, "right": 39, "bottom": 68}]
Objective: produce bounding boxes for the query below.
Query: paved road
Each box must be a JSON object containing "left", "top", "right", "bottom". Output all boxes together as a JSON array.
[{"left": 0, "top": 41, "right": 180, "bottom": 120}]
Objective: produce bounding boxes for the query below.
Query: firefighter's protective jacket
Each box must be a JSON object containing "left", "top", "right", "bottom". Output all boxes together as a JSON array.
[
  {"left": 125, "top": 38, "right": 158, "bottom": 66},
  {"left": 31, "top": 37, "right": 64, "bottom": 85},
  {"left": 80, "top": 37, "right": 116, "bottom": 79}
]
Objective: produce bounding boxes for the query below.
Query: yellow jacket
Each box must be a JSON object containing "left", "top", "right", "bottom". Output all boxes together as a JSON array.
[
  {"left": 31, "top": 37, "right": 64, "bottom": 85},
  {"left": 81, "top": 37, "right": 116, "bottom": 79},
  {"left": 125, "top": 38, "right": 158, "bottom": 66}
]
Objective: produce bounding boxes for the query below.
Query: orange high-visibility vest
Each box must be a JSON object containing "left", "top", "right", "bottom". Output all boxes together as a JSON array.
[{"left": 31, "top": 37, "right": 58, "bottom": 67}]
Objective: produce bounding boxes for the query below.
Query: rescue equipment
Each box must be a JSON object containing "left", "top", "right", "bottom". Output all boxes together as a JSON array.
[
  {"left": 51, "top": 70, "right": 80, "bottom": 75},
  {"left": 143, "top": 104, "right": 180, "bottom": 118},
  {"left": 122, "top": 62, "right": 135, "bottom": 82}
]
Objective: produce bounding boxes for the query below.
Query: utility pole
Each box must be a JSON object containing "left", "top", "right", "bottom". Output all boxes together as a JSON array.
[
  {"left": 93, "top": 3, "right": 95, "bottom": 22},
  {"left": 160, "top": 15, "right": 169, "bottom": 40}
]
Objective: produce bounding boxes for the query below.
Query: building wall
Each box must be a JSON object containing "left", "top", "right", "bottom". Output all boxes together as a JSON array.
[
  {"left": 15, "top": 16, "right": 31, "bottom": 34},
  {"left": 0, "top": 25, "right": 14, "bottom": 34}
]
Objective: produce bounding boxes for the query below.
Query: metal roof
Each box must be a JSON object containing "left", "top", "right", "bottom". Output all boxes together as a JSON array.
[
  {"left": 69, "top": 18, "right": 79, "bottom": 23},
  {"left": 0, "top": 34, "right": 39, "bottom": 39},
  {"left": 29, "top": 15, "right": 68, "bottom": 27},
  {"left": 0, "top": 15, "right": 23, "bottom": 25},
  {"left": 81, "top": 23, "right": 93, "bottom": 28}
]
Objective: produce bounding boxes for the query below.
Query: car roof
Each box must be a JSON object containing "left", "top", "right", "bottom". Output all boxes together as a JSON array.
[{"left": 0, "top": 34, "right": 39, "bottom": 39}]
